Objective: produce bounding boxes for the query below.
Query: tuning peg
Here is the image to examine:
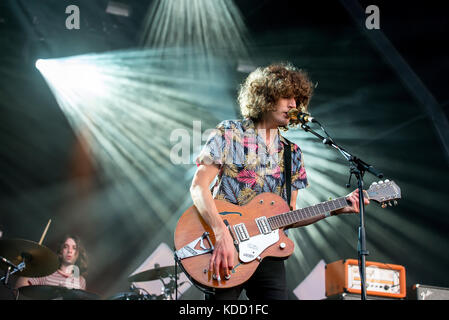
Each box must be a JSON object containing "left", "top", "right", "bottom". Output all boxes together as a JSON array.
[
  {"left": 385, "top": 179, "right": 390, "bottom": 183},
  {"left": 388, "top": 202, "right": 393, "bottom": 207},
  {"left": 381, "top": 202, "right": 387, "bottom": 209},
  {"left": 379, "top": 181, "right": 384, "bottom": 184},
  {"left": 371, "top": 182, "right": 378, "bottom": 185},
  {"left": 393, "top": 200, "right": 398, "bottom": 206}
]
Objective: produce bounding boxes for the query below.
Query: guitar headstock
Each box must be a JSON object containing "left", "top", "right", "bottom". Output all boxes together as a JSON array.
[{"left": 366, "top": 180, "right": 401, "bottom": 208}]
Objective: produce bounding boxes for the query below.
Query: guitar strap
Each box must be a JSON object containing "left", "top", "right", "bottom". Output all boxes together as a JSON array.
[{"left": 283, "top": 138, "right": 292, "bottom": 210}]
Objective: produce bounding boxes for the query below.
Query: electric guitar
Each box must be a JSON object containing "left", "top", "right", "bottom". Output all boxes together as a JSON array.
[{"left": 174, "top": 180, "right": 401, "bottom": 290}]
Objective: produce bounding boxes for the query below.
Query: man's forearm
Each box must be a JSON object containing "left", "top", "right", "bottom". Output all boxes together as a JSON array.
[{"left": 190, "top": 185, "right": 226, "bottom": 235}]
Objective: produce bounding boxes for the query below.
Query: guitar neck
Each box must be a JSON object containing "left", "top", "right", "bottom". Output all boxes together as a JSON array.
[{"left": 268, "top": 196, "right": 350, "bottom": 229}]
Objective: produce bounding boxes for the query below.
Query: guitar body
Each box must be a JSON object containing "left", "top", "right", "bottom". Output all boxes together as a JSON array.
[
  {"left": 174, "top": 180, "right": 401, "bottom": 291},
  {"left": 174, "top": 193, "right": 294, "bottom": 290}
]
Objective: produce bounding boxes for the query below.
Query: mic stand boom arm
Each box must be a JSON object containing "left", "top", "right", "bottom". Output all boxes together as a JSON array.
[{"left": 299, "top": 123, "right": 383, "bottom": 300}]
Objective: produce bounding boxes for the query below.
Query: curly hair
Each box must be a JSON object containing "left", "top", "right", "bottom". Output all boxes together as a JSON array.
[
  {"left": 57, "top": 234, "right": 88, "bottom": 277},
  {"left": 238, "top": 62, "right": 314, "bottom": 122}
]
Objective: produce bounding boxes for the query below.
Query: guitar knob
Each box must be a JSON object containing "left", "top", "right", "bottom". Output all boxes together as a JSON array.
[
  {"left": 212, "top": 274, "right": 221, "bottom": 281},
  {"left": 279, "top": 242, "right": 286, "bottom": 249},
  {"left": 224, "top": 274, "right": 231, "bottom": 280}
]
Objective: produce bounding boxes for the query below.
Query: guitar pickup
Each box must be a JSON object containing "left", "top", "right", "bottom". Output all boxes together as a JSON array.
[
  {"left": 175, "top": 232, "right": 214, "bottom": 260},
  {"left": 255, "top": 216, "right": 272, "bottom": 234},
  {"left": 233, "top": 223, "right": 249, "bottom": 242}
]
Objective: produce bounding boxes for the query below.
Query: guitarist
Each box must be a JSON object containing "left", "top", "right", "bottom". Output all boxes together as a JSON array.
[{"left": 190, "top": 63, "right": 369, "bottom": 300}]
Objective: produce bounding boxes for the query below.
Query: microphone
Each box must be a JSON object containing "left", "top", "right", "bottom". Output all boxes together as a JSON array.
[{"left": 287, "top": 109, "right": 315, "bottom": 125}]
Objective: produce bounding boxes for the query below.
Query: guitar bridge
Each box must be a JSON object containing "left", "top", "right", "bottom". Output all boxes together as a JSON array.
[{"left": 175, "top": 232, "right": 214, "bottom": 260}]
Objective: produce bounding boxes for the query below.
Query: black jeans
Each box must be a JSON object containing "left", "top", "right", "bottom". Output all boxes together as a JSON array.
[{"left": 204, "top": 257, "right": 287, "bottom": 300}]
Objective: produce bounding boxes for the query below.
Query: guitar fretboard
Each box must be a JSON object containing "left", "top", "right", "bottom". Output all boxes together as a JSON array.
[{"left": 267, "top": 197, "right": 350, "bottom": 229}]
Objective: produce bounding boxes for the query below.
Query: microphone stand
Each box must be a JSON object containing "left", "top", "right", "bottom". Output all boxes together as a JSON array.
[{"left": 298, "top": 122, "right": 383, "bottom": 300}]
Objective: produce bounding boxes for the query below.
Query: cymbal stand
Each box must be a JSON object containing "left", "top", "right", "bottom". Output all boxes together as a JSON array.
[
  {"left": 130, "top": 284, "right": 154, "bottom": 300},
  {"left": 1, "top": 256, "right": 25, "bottom": 300},
  {"left": 159, "top": 273, "right": 186, "bottom": 300},
  {"left": 1, "top": 256, "right": 25, "bottom": 285},
  {"left": 159, "top": 275, "right": 174, "bottom": 300}
]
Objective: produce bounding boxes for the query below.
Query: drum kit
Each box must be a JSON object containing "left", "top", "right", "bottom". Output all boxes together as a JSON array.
[
  {"left": 111, "top": 265, "right": 184, "bottom": 300},
  {"left": 0, "top": 238, "right": 183, "bottom": 300}
]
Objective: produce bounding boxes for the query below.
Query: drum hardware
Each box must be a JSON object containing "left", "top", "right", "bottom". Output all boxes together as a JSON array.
[
  {"left": 0, "top": 235, "right": 64, "bottom": 300},
  {"left": 0, "top": 238, "right": 59, "bottom": 278},
  {"left": 0, "top": 219, "right": 56, "bottom": 278},
  {"left": 18, "top": 285, "right": 100, "bottom": 300},
  {"left": 1, "top": 255, "right": 25, "bottom": 286},
  {"left": 158, "top": 273, "right": 187, "bottom": 300},
  {"left": 127, "top": 265, "right": 181, "bottom": 282},
  {"left": 108, "top": 284, "right": 165, "bottom": 300},
  {"left": 130, "top": 284, "right": 165, "bottom": 300},
  {"left": 108, "top": 289, "right": 164, "bottom": 300},
  {"left": 127, "top": 264, "right": 186, "bottom": 300},
  {"left": 0, "top": 238, "right": 59, "bottom": 298},
  {"left": 108, "top": 291, "right": 143, "bottom": 300}
]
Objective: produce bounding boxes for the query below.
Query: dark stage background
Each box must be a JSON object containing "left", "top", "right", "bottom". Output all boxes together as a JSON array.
[{"left": 1, "top": 0, "right": 448, "bottom": 300}]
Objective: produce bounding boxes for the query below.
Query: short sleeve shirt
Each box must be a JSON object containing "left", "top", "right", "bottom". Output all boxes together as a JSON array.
[
  {"left": 27, "top": 270, "right": 86, "bottom": 290},
  {"left": 196, "top": 119, "right": 308, "bottom": 205}
]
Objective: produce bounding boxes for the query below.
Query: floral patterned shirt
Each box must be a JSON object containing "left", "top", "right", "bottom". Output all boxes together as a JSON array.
[{"left": 196, "top": 118, "right": 308, "bottom": 206}]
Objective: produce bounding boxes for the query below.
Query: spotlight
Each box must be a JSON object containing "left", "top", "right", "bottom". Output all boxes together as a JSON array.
[
  {"left": 236, "top": 60, "right": 256, "bottom": 73},
  {"left": 35, "top": 59, "right": 44, "bottom": 70},
  {"left": 106, "top": 1, "right": 131, "bottom": 17},
  {"left": 35, "top": 57, "right": 106, "bottom": 95}
]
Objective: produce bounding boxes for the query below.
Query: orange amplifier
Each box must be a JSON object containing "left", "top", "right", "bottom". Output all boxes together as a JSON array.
[{"left": 325, "top": 259, "right": 406, "bottom": 298}]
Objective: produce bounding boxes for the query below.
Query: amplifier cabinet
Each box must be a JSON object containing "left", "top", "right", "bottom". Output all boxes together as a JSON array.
[
  {"left": 325, "top": 259, "right": 406, "bottom": 299},
  {"left": 408, "top": 284, "right": 449, "bottom": 300}
]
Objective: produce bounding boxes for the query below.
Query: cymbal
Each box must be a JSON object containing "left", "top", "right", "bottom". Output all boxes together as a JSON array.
[
  {"left": 0, "top": 239, "right": 59, "bottom": 277},
  {"left": 18, "top": 285, "right": 100, "bottom": 300},
  {"left": 128, "top": 266, "right": 181, "bottom": 282}
]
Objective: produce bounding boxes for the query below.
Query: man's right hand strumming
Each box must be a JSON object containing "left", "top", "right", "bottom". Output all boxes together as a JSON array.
[{"left": 209, "top": 226, "right": 235, "bottom": 280}]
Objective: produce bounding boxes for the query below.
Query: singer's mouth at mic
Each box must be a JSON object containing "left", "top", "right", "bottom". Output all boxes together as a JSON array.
[{"left": 286, "top": 109, "right": 298, "bottom": 120}]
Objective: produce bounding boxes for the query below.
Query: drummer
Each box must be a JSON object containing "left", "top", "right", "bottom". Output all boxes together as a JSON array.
[{"left": 15, "top": 235, "right": 88, "bottom": 290}]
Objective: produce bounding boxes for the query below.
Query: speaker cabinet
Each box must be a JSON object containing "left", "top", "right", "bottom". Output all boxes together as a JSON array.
[{"left": 408, "top": 284, "right": 449, "bottom": 300}]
